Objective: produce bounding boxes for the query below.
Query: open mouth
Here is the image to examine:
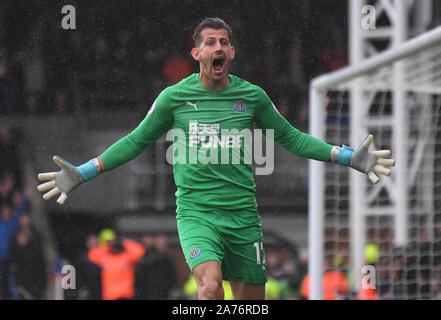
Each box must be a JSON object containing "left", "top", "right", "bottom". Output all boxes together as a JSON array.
[{"left": 212, "top": 57, "right": 225, "bottom": 73}]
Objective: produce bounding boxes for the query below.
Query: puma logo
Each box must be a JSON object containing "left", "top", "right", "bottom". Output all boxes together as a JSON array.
[{"left": 186, "top": 101, "right": 199, "bottom": 111}]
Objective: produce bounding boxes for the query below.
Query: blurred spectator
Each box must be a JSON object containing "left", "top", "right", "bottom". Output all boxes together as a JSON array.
[
  {"left": 0, "top": 202, "right": 29, "bottom": 262},
  {"left": 113, "top": 30, "right": 132, "bottom": 70},
  {"left": 0, "top": 45, "right": 10, "bottom": 78},
  {"left": 332, "top": 245, "right": 350, "bottom": 271},
  {"left": 357, "top": 281, "right": 379, "bottom": 300},
  {"left": 140, "top": 47, "right": 167, "bottom": 76},
  {"left": 357, "top": 242, "right": 380, "bottom": 300},
  {"left": 92, "top": 36, "right": 112, "bottom": 88},
  {"left": 287, "top": 33, "right": 308, "bottom": 122},
  {"left": 154, "top": 234, "right": 177, "bottom": 298},
  {"left": 262, "top": 32, "right": 277, "bottom": 86},
  {"left": 94, "top": 35, "right": 111, "bottom": 68},
  {"left": 135, "top": 234, "right": 157, "bottom": 300},
  {"left": 376, "top": 253, "right": 392, "bottom": 299},
  {"left": 162, "top": 55, "right": 193, "bottom": 85},
  {"left": 8, "top": 211, "right": 46, "bottom": 299},
  {"left": 406, "top": 235, "right": 420, "bottom": 299},
  {"left": 19, "top": 29, "right": 46, "bottom": 100},
  {"left": 24, "top": 94, "right": 41, "bottom": 115},
  {"left": 392, "top": 248, "right": 406, "bottom": 299},
  {"left": 364, "top": 242, "right": 380, "bottom": 266},
  {"left": 300, "top": 255, "right": 349, "bottom": 300},
  {"left": 376, "top": 247, "right": 408, "bottom": 300},
  {"left": 264, "top": 250, "right": 285, "bottom": 299},
  {"left": 316, "top": 26, "right": 347, "bottom": 73},
  {"left": 288, "top": 248, "right": 308, "bottom": 298},
  {"left": 271, "top": 81, "right": 292, "bottom": 121},
  {"left": 11, "top": 189, "right": 29, "bottom": 211},
  {"left": 288, "top": 33, "right": 307, "bottom": 96},
  {"left": 134, "top": 233, "right": 157, "bottom": 299},
  {"left": 76, "top": 234, "right": 102, "bottom": 300},
  {"left": 93, "top": 36, "right": 112, "bottom": 76},
  {"left": 0, "top": 128, "right": 20, "bottom": 183},
  {"left": 0, "top": 253, "right": 4, "bottom": 299},
  {"left": 88, "top": 229, "right": 145, "bottom": 300},
  {"left": 433, "top": 221, "right": 441, "bottom": 299},
  {"left": 135, "top": 233, "right": 177, "bottom": 300},
  {"left": 53, "top": 89, "right": 70, "bottom": 115},
  {"left": 0, "top": 45, "right": 15, "bottom": 114},
  {"left": 265, "top": 277, "right": 282, "bottom": 300},
  {"left": 182, "top": 273, "right": 198, "bottom": 300},
  {"left": 265, "top": 249, "right": 298, "bottom": 299},
  {"left": 0, "top": 175, "right": 15, "bottom": 206},
  {"left": 417, "top": 229, "right": 432, "bottom": 299},
  {"left": 67, "top": 32, "right": 90, "bottom": 74},
  {"left": 0, "top": 199, "right": 29, "bottom": 299},
  {"left": 267, "top": 250, "right": 286, "bottom": 279}
]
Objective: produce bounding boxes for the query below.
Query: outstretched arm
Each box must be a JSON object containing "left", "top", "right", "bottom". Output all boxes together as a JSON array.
[
  {"left": 37, "top": 88, "right": 173, "bottom": 204},
  {"left": 254, "top": 88, "right": 395, "bottom": 184},
  {"left": 329, "top": 134, "right": 395, "bottom": 184},
  {"left": 37, "top": 156, "right": 101, "bottom": 204}
]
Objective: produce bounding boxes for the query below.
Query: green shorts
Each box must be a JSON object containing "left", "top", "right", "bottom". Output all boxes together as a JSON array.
[{"left": 177, "top": 206, "right": 267, "bottom": 285}]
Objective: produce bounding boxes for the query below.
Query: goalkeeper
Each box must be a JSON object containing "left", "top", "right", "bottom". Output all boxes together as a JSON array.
[{"left": 37, "top": 18, "right": 395, "bottom": 300}]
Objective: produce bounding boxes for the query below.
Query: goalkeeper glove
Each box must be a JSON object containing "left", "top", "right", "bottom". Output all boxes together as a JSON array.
[
  {"left": 331, "top": 135, "right": 395, "bottom": 184},
  {"left": 37, "top": 156, "right": 100, "bottom": 204}
]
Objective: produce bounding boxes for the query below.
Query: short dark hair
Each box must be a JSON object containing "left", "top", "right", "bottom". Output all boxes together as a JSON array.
[{"left": 192, "top": 17, "right": 233, "bottom": 47}]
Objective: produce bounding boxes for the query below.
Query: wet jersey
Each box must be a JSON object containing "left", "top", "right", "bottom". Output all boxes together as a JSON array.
[{"left": 100, "top": 73, "right": 333, "bottom": 212}]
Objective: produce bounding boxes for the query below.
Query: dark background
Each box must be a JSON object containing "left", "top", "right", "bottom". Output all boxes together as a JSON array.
[
  {"left": 0, "top": 0, "right": 348, "bottom": 121},
  {"left": 0, "top": 0, "right": 350, "bottom": 300}
]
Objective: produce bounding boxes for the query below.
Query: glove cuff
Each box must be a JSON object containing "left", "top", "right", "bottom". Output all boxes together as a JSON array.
[
  {"left": 331, "top": 145, "right": 354, "bottom": 167},
  {"left": 77, "top": 159, "right": 100, "bottom": 181},
  {"left": 330, "top": 146, "right": 340, "bottom": 163}
]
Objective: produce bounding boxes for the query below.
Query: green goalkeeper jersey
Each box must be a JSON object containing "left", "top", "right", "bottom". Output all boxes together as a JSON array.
[{"left": 100, "top": 73, "right": 333, "bottom": 212}]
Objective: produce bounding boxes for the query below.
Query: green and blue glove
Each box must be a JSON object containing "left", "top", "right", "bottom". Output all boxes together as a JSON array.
[
  {"left": 331, "top": 135, "right": 395, "bottom": 184},
  {"left": 37, "top": 156, "right": 100, "bottom": 204}
]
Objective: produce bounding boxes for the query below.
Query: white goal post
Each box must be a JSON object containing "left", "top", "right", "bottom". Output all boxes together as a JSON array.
[{"left": 308, "top": 25, "right": 441, "bottom": 300}]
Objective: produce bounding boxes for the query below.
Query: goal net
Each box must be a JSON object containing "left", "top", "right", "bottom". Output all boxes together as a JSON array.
[{"left": 308, "top": 26, "right": 441, "bottom": 300}]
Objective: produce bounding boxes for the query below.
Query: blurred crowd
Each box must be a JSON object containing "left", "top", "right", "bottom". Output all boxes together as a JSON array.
[
  {"left": 67, "top": 227, "right": 441, "bottom": 300},
  {"left": 0, "top": 126, "right": 47, "bottom": 300},
  {"left": 2, "top": 127, "right": 439, "bottom": 301},
  {"left": 2, "top": 197, "right": 441, "bottom": 300},
  {"left": 0, "top": 0, "right": 348, "bottom": 124},
  {"left": 3, "top": 1, "right": 441, "bottom": 301},
  {"left": 65, "top": 230, "right": 308, "bottom": 300},
  {"left": 69, "top": 229, "right": 178, "bottom": 300},
  {"left": 0, "top": 1, "right": 346, "bottom": 300},
  {"left": 304, "top": 225, "right": 441, "bottom": 300},
  {"left": 0, "top": 0, "right": 347, "bottom": 299}
]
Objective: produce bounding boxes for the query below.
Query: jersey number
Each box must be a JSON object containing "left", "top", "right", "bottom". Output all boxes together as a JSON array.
[{"left": 253, "top": 241, "right": 266, "bottom": 266}]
